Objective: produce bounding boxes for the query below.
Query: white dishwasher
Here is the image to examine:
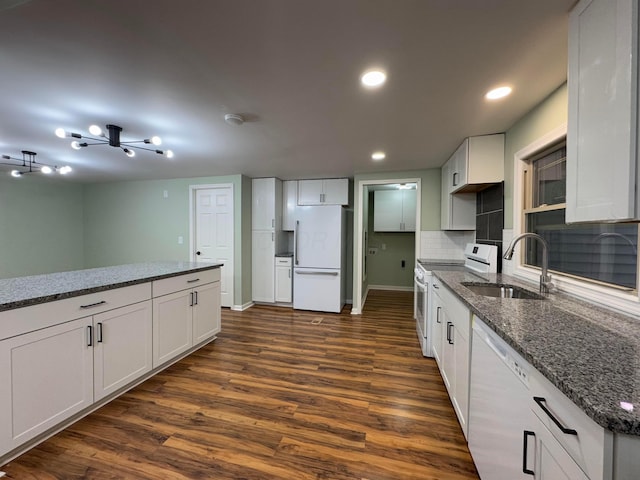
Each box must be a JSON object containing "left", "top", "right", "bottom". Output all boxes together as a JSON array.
[{"left": 468, "top": 316, "right": 535, "bottom": 479}]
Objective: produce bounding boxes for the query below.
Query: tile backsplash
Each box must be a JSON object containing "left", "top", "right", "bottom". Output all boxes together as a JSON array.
[
  {"left": 420, "top": 230, "right": 475, "bottom": 261},
  {"left": 476, "top": 182, "right": 504, "bottom": 271}
]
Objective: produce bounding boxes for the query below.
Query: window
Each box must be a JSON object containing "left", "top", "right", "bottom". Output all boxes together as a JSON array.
[{"left": 523, "top": 142, "right": 638, "bottom": 290}]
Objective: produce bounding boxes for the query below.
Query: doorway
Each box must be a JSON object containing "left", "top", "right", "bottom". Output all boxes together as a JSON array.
[
  {"left": 352, "top": 178, "right": 421, "bottom": 315},
  {"left": 189, "top": 184, "right": 234, "bottom": 308}
]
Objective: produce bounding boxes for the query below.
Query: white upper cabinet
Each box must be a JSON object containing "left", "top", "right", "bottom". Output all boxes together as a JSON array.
[
  {"left": 373, "top": 189, "right": 417, "bottom": 232},
  {"left": 441, "top": 156, "right": 476, "bottom": 230},
  {"left": 298, "top": 178, "right": 349, "bottom": 205},
  {"left": 252, "top": 177, "right": 282, "bottom": 230},
  {"left": 447, "top": 134, "right": 505, "bottom": 194},
  {"left": 282, "top": 180, "right": 298, "bottom": 231},
  {"left": 566, "top": 0, "right": 639, "bottom": 223}
]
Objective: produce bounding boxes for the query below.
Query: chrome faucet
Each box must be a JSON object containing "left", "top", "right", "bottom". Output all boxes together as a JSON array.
[{"left": 503, "top": 233, "right": 553, "bottom": 294}]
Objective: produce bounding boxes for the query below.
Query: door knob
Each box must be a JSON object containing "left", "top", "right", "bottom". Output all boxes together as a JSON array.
[{"left": 196, "top": 251, "right": 201, "bottom": 255}]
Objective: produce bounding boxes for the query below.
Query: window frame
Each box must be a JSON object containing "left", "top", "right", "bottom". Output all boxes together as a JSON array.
[{"left": 510, "top": 123, "right": 640, "bottom": 315}]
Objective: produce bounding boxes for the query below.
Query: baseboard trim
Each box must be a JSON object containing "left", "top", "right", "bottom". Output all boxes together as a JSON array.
[
  {"left": 368, "top": 285, "right": 414, "bottom": 292},
  {"left": 231, "top": 301, "right": 253, "bottom": 311}
]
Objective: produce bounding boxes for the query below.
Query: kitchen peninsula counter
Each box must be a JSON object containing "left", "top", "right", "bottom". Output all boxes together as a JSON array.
[
  {"left": 433, "top": 270, "right": 640, "bottom": 436},
  {"left": 0, "top": 261, "right": 223, "bottom": 312}
]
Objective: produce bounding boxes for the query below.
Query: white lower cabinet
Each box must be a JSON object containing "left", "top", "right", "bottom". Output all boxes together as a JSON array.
[
  {"left": 275, "top": 257, "right": 292, "bottom": 303},
  {"left": 533, "top": 416, "right": 589, "bottom": 480},
  {"left": 93, "top": 301, "right": 153, "bottom": 401},
  {"left": 0, "top": 298, "right": 153, "bottom": 456},
  {"left": 0, "top": 317, "right": 94, "bottom": 455},
  {"left": 152, "top": 278, "right": 221, "bottom": 368},
  {"left": 0, "top": 268, "right": 222, "bottom": 464},
  {"left": 431, "top": 279, "right": 472, "bottom": 438}
]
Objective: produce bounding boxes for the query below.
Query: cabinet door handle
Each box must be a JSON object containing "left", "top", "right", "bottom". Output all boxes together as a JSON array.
[
  {"left": 80, "top": 300, "right": 106, "bottom": 309},
  {"left": 288, "top": 269, "right": 291, "bottom": 279},
  {"left": 194, "top": 290, "right": 198, "bottom": 305},
  {"left": 87, "top": 325, "right": 93, "bottom": 347},
  {"left": 533, "top": 397, "right": 578, "bottom": 435},
  {"left": 272, "top": 218, "right": 275, "bottom": 228},
  {"left": 436, "top": 306, "right": 441, "bottom": 323},
  {"left": 187, "top": 278, "right": 200, "bottom": 284},
  {"left": 522, "top": 430, "right": 535, "bottom": 475},
  {"left": 190, "top": 292, "right": 194, "bottom": 307},
  {"left": 272, "top": 232, "right": 274, "bottom": 242},
  {"left": 452, "top": 172, "right": 458, "bottom": 187},
  {"left": 446, "top": 321, "right": 454, "bottom": 344},
  {"left": 97, "top": 322, "right": 103, "bottom": 343},
  {"left": 433, "top": 283, "right": 439, "bottom": 289}
]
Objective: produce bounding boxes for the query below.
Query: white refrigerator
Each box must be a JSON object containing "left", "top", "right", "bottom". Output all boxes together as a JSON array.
[{"left": 293, "top": 205, "right": 346, "bottom": 313}]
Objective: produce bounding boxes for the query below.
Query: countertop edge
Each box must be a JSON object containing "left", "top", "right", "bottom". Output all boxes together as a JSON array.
[
  {"left": 433, "top": 270, "right": 640, "bottom": 436},
  {"left": 0, "top": 263, "right": 223, "bottom": 313}
]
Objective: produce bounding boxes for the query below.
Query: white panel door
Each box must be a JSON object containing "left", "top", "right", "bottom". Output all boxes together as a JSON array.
[
  {"left": 374, "top": 190, "right": 403, "bottom": 231},
  {"left": 322, "top": 178, "right": 349, "bottom": 205},
  {"left": 402, "top": 189, "right": 417, "bottom": 231},
  {"left": 0, "top": 317, "right": 94, "bottom": 454},
  {"left": 93, "top": 300, "right": 153, "bottom": 401},
  {"left": 195, "top": 186, "right": 234, "bottom": 308}
]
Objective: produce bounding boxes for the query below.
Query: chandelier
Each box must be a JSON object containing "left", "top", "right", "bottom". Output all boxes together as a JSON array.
[
  {"left": 55, "top": 124, "right": 174, "bottom": 158},
  {"left": 1, "top": 150, "right": 72, "bottom": 178}
]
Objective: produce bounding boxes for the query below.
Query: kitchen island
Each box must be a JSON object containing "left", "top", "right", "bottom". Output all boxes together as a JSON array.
[
  {"left": 0, "top": 261, "right": 223, "bottom": 465},
  {"left": 434, "top": 270, "right": 640, "bottom": 478}
]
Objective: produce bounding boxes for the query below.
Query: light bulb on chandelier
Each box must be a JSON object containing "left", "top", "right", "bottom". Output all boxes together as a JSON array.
[
  {"left": 1, "top": 151, "right": 72, "bottom": 178},
  {"left": 56, "top": 124, "right": 174, "bottom": 158}
]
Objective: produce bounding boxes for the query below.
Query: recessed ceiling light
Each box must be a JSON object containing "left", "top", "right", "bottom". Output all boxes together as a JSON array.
[
  {"left": 485, "top": 86, "right": 512, "bottom": 100},
  {"left": 371, "top": 151, "right": 386, "bottom": 161},
  {"left": 361, "top": 70, "right": 386, "bottom": 88}
]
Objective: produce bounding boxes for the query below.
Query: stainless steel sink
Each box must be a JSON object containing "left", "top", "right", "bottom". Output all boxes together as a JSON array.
[{"left": 461, "top": 282, "right": 545, "bottom": 300}]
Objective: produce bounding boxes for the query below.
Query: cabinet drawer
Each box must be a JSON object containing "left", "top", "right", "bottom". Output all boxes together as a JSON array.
[
  {"left": 0, "top": 283, "right": 152, "bottom": 341},
  {"left": 530, "top": 369, "right": 611, "bottom": 480},
  {"left": 275, "top": 257, "right": 292, "bottom": 266},
  {"left": 152, "top": 269, "right": 220, "bottom": 298}
]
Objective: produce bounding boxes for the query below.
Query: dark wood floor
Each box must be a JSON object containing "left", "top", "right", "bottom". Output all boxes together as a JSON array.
[{"left": 2, "top": 290, "right": 479, "bottom": 479}]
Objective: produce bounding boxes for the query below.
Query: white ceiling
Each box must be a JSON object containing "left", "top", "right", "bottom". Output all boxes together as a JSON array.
[{"left": 0, "top": 0, "right": 574, "bottom": 183}]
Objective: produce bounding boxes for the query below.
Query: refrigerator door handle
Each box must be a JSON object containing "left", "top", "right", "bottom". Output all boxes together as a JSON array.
[
  {"left": 294, "top": 220, "right": 299, "bottom": 265},
  {"left": 295, "top": 270, "right": 339, "bottom": 276}
]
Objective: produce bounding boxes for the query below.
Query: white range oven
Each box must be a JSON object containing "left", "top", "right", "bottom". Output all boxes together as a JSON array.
[{"left": 414, "top": 243, "right": 498, "bottom": 357}]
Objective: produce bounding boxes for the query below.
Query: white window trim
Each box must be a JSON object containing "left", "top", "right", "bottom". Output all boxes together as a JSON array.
[{"left": 510, "top": 122, "right": 640, "bottom": 317}]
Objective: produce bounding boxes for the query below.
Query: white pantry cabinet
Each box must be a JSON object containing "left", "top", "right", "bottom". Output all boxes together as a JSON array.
[
  {"left": 282, "top": 180, "right": 298, "bottom": 231},
  {"left": 252, "top": 177, "right": 282, "bottom": 230},
  {"left": 252, "top": 230, "right": 276, "bottom": 303},
  {"left": 373, "top": 189, "right": 416, "bottom": 232},
  {"left": 252, "top": 177, "right": 284, "bottom": 302},
  {"left": 298, "top": 178, "right": 349, "bottom": 205},
  {"left": 566, "top": 0, "right": 640, "bottom": 222},
  {"left": 152, "top": 269, "right": 221, "bottom": 367}
]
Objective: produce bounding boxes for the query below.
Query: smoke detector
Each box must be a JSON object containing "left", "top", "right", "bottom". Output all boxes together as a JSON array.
[{"left": 224, "top": 114, "right": 244, "bottom": 126}]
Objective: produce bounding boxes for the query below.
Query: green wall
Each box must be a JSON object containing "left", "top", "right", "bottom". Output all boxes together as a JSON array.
[
  {"left": 0, "top": 176, "right": 85, "bottom": 278},
  {"left": 366, "top": 192, "right": 415, "bottom": 288},
  {"left": 82, "top": 174, "right": 251, "bottom": 306},
  {"left": 504, "top": 83, "right": 568, "bottom": 228}
]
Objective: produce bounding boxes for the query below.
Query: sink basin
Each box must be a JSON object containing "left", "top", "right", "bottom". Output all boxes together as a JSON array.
[{"left": 461, "top": 282, "right": 545, "bottom": 300}]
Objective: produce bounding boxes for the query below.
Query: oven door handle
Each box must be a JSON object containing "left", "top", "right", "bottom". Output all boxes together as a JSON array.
[{"left": 414, "top": 278, "right": 428, "bottom": 289}]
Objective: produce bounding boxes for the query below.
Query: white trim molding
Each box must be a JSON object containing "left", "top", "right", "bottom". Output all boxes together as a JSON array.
[{"left": 509, "top": 123, "right": 640, "bottom": 318}]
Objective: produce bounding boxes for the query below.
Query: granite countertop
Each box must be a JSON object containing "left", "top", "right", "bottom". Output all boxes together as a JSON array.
[
  {"left": 433, "top": 270, "right": 640, "bottom": 436},
  {"left": 0, "top": 261, "right": 223, "bottom": 312}
]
